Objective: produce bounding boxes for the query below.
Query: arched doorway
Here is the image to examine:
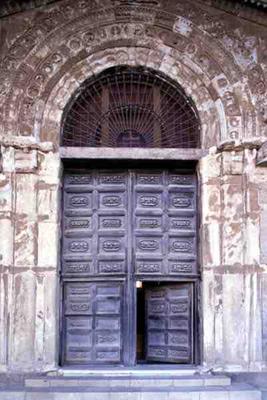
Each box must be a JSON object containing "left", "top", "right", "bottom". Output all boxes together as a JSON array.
[{"left": 60, "top": 66, "right": 201, "bottom": 367}]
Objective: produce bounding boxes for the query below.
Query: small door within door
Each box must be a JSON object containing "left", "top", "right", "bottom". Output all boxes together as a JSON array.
[{"left": 145, "top": 283, "right": 193, "bottom": 363}]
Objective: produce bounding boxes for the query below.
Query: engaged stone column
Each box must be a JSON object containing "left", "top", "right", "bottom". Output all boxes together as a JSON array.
[{"left": 0, "top": 139, "right": 60, "bottom": 372}]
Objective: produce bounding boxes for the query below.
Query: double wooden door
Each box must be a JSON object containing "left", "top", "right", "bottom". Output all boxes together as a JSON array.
[{"left": 61, "top": 167, "right": 198, "bottom": 366}]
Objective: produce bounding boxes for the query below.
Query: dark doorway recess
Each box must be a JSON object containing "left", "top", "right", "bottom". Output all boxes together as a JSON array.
[
  {"left": 137, "top": 282, "right": 194, "bottom": 364},
  {"left": 60, "top": 166, "right": 199, "bottom": 367}
]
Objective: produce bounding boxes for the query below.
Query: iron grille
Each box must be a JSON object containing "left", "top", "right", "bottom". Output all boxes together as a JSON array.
[{"left": 61, "top": 66, "right": 201, "bottom": 148}]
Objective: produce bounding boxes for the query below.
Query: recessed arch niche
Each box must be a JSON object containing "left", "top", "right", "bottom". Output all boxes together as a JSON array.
[{"left": 61, "top": 66, "right": 201, "bottom": 149}]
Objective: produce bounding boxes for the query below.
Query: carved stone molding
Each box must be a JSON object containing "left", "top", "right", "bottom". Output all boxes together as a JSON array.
[
  {"left": 0, "top": 0, "right": 265, "bottom": 147},
  {"left": 257, "top": 141, "right": 267, "bottom": 165}
]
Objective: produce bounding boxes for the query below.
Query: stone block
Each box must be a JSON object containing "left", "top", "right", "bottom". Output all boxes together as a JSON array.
[
  {"left": 199, "top": 393, "right": 228, "bottom": 400},
  {"left": 0, "top": 218, "right": 13, "bottom": 265},
  {"left": 244, "top": 273, "right": 262, "bottom": 368},
  {"left": 26, "top": 393, "right": 54, "bottom": 400},
  {"left": 37, "top": 222, "right": 59, "bottom": 267},
  {"left": 202, "top": 182, "right": 221, "bottom": 223},
  {"left": 0, "top": 272, "right": 9, "bottom": 365},
  {"left": 260, "top": 206, "right": 267, "bottom": 264},
  {"left": 202, "top": 222, "right": 221, "bottom": 266},
  {"left": 0, "top": 393, "right": 25, "bottom": 400},
  {"left": 15, "top": 174, "right": 37, "bottom": 218},
  {"left": 38, "top": 152, "right": 61, "bottom": 182},
  {"left": 202, "top": 271, "right": 215, "bottom": 365},
  {"left": 222, "top": 151, "right": 243, "bottom": 175},
  {"left": 229, "top": 391, "right": 261, "bottom": 400},
  {"left": 1, "top": 146, "right": 15, "bottom": 173},
  {"left": 43, "top": 271, "right": 57, "bottom": 368},
  {"left": 244, "top": 219, "right": 260, "bottom": 264},
  {"left": 214, "top": 274, "right": 223, "bottom": 364},
  {"left": 222, "top": 274, "right": 247, "bottom": 366},
  {"left": 37, "top": 185, "right": 59, "bottom": 222},
  {"left": 247, "top": 184, "right": 260, "bottom": 215},
  {"left": 15, "top": 149, "right": 37, "bottom": 173},
  {"left": 0, "top": 174, "right": 13, "bottom": 213},
  {"left": 262, "top": 274, "right": 267, "bottom": 362},
  {"left": 10, "top": 271, "right": 36, "bottom": 369},
  {"left": 222, "top": 182, "right": 244, "bottom": 223},
  {"left": 222, "top": 223, "right": 243, "bottom": 265},
  {"left": 14, "top": 217, "right": 36, "bottom": 266},
  {"left": 199, "top": 154, "right": 222, "bottom": 184}
]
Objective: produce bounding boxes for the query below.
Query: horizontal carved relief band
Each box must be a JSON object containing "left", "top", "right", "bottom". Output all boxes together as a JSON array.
[
  {"left": 169, "top": 175, "right": 194, "bottom": 185},
  {"left": 65, "top": 175, "right": 93, "bottom": 185},
  {"left": 63, "top": 262, "right": 92, "bottom": 274},
  {"left": 98, "top": 261, "right": 125, "bottom": 274},
  {"left": 136, "top": 261, "right": 162, "bottom": 273},
  {"left": 67, "top": 218, "right": 91, "bottom": 229},
  {"left": 99, "top": 193, "right": 125, "bottom": 208},
  {"left": 99, "top": 216, "right": 124, "bottom": 229},
  {"left": 137, "top": 174, "right": 163, "bottom": 184},
  {"left": 137, "top": 217, "right": 162, "bottom": 229},
  {"left": 138, "top": 194, "right": 161, "bottom": 208},
  {"left": 99, "top": 174, "right": 126, "bottom": 184},
  {"left": 66, "top": 193, "right": 92, "bottom": 209}
]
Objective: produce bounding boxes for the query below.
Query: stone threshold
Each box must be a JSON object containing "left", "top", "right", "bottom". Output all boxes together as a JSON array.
[{"left": 57, "top": 366, "right": 200, "bottom": 377}]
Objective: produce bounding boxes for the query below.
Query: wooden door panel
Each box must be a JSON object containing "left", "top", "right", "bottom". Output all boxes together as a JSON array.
[
  {"left": 62, "top": 168, "right": 198, "bottom": 366},
  {"left": 145, "top": 283, "right": 193, "bottom": 363},
  {"left": 62, "top": 171, "right": 129, "bottom": 277},
  {"left": 63, "top": 281, "right": 123, "bottom": 365},
  {"left": 133, "top": 170, "right": 197, "bottom": 277}
]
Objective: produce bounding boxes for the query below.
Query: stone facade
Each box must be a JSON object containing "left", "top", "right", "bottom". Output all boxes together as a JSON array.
[{"left": 0, "top": 0, "right": 267, "bottom": 373}]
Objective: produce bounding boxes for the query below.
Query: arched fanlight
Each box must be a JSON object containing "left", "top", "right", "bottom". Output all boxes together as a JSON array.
[{"left": 61, "top": 66, "right": 201, "bottom": 148}]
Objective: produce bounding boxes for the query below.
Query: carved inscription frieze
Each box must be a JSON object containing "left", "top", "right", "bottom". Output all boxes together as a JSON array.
[
  {"left": 69, "top": 219, "right": 90, "bottom": 229},
  {"left": 70, "top": 195, "right": 89, "bottom": 207},
  {"left": 99, "top": 261, "right": 124, "bottom": 273},
  {"left": 136, "top": 262, "right": 161, "bottom": 273},
  {"left": 169, "top": 262, "right": 193, "bottom": 273},
  {"left": 139, "top": 195, "right": 159, "bottom": 207},
  {"left": 137, "top": 174, "right": 162, "bottom": 184},
  {"left": 139, "top": 218, "right": 160, "bottom": 229},
  {"left": 66, "top": 175, "right": 93, "bottom": 185},
  {"left": 99, "top": 174, "right": 125, "bottom": 184},
  {"left": 65, "top": 263, "right": 91, "bottom": 273},
  {"left": 102, "top": 195, "right": 122, "bottom": 207},
  {"left": 102, "top": 240, "right": 121, "bottom": 252},
  {"left": 171, "top": 219, "right": 192, "bottom": 229},
  {"left": 172, "top": 196, "right": 191, "bottom": 208},
  {"left": 101, "top": 218, "right": 122, "bottom": 229},
  {"left": 169, "top": 175, "right": 193, "bottom": 185},
  {"left": 138, "top": 239, "right": 159, "bottom": 251},
  {"left": 170, "top": 240, "right": 193, "bottom": 253},
  {"left": 69, "top": 240, "right": 89, "bottom": 252}
]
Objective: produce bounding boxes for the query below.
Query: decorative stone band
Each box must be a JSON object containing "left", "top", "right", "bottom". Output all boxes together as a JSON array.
[
  {"left": 0, "top": 134, "right": 54, "bottom": 153},
  {"left": 213, "top": 138, "right": 267, "bottom": 153},
  {"left": 257, "top": 141, "right": 267, "bottom": 166}
]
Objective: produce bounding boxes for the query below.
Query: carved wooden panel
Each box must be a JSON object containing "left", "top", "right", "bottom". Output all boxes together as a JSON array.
[
  {"left": 62, "top": 168, "right": 198, "bottom": 366},
  {"left": 133, "top": 171, "right": 197, "bottom": 276},
  {"left": 145, "top": 283, "right": 193, "bottom": 363},
  {"left": 63, "top": 281, "right": 123, "bottom": 364},
  {"left": 63, "top": 171, "right": 128, "bottom": 276}
]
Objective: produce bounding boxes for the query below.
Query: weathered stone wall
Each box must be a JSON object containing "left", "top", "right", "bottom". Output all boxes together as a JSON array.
[
  {"left": 0, "top": 146, "right": 60, "bottom": 372},
  {"left": 0, "top": 0, "right": 267, "bottom": 372},
  {"left": 201, "top": 147, "right": 267, "bottom": 371}
]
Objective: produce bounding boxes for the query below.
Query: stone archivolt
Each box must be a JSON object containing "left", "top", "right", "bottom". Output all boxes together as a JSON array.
[{"left": 0, "top": 0, "right": 266, "bottom": 147}]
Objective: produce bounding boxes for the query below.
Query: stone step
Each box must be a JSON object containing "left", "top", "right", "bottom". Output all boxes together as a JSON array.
[
  {"left": 25, "top": 374, "right": 231, "bottom": 388},
  {"left": 0, "top": 383, "right": 262, "bottom": 400}
]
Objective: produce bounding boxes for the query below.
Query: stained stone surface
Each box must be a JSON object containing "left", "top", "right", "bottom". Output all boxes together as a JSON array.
[{"left": 0, "top": 0, "right": 266, "bottom": 373}]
